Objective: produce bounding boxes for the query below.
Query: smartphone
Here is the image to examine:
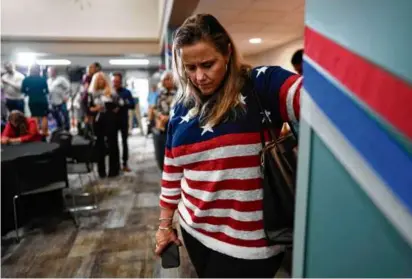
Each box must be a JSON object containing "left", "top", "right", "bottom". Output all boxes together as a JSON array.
[{"left": 161, "top": 229, "right": 180, "bottom": 269}]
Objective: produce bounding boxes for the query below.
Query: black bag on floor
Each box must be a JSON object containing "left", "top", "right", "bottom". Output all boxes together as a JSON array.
[{"left": 252, "top": 89, "right": 298, "bottom": 245}]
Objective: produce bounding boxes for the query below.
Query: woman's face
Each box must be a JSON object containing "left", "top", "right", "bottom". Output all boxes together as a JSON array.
[
  {"left": 96, "top": 75, "right": 106, "bottom": 89},
  {"left": 181, "top": 41, "right": 229, "bottom": 95}
]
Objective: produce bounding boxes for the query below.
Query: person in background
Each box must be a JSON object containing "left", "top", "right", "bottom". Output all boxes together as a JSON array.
[
  {"left": 89, "top": 72, "right": 120, "bottom": 178},
  {"left": 80, "top": 62, "right": 101, "bottom": 136},
  {"left": 1, "top": 110, "right": 42, "bottom": 144},
  {"left": 147, "top": 83, "right": 159, "bottom": 135},
  {"left": 21, "top": 64, "right": 49, "bottom": 135},
  {"left": 1, "top": 62, "right": 25, "bottom": 113},
  {"left": 127, "top": 81, "right": 144, "bottom": 135},
  {"left": 154, "top": 14, "right": 302, "bottom": 278},
  {"left": 152, "top": 71, "right": 176, "bottom": 170},
  {"left": 112, "top": 72, "right": 135, "bottom": 172},
  {"left": 47, "top": 67, "right": 71, "bottom": 130},
  {"left": 291, "top": 49, "right": 303, "bottom": 75}
]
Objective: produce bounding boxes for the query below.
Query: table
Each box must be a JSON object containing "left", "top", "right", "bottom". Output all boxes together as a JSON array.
[{"left": 1, "top": 142, "right": 67, "bottom": 236}]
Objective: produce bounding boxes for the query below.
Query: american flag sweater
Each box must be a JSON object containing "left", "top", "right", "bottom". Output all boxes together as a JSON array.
[{"left": 160, "top": 66, "right": 302, "bottom": 260}]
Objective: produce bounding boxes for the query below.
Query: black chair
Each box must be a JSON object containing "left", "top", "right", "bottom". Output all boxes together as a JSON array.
[
  {"left": 12, "top": 150, "right": 77, "bottom": 241},
  {"left": 51, "top": 130, "right": 100, "bottom": 215}
]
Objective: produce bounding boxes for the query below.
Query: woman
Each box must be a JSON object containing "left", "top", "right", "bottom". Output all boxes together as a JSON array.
[
  {"left": 154, "top": 14, "right": 302, "bottom": 278},
  {"left": 21, "top": 65, "right": 49, "bottom": 135},
  {"left": 88, "top": 72, "right": 120, "bottom": 178},
  {"left": 152, "top": 71, "right": 177, "bottom": 170},
  {"left": 1, "top": 110, "right": 42, "bottom": 144}
]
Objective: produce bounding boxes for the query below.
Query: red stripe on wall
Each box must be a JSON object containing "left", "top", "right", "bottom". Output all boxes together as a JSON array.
[{"left": 305, "top": 26, "right": 412, "bottom": 140}]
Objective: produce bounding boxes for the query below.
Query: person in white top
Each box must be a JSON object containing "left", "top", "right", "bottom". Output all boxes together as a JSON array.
[
  {"left": 47, "top": 67, "right": 71, "bottom": 130},
  {"left": 1, "top": 62, "right": 25, "bottom": 113}
]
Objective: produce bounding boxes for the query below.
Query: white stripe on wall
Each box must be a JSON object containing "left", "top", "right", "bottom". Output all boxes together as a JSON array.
[{"left": 302, "top": 91, "right": 412, "bottom": 247}]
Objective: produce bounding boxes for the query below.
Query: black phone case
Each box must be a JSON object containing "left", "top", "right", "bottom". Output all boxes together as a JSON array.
[{"left": 161, "top": 229, "right": 180, "bottom": 269}]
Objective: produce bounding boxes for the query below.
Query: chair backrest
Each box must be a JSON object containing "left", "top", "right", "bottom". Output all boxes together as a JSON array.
[{"left": 51, "top": 129, "right": 73, "bottom": 157}]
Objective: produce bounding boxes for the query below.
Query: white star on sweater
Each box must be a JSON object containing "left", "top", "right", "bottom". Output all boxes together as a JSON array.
[
  {"left": 169, "top": 108, "right": 175, "bottom": 118},
  {"left": 201, "top": 124, "right": 214, "bottom": 136},
  {"left": 179, "top": 113, "right": 191, "bottom": 124},
  {"left": 256, "top": 66, "right": 268, "bottom": 77},
  {"left": 239, "top": 94, "right": 247, "bottom": 105},
  {"left": 261, "top": 110, "right": 272, "bottom": 123}
]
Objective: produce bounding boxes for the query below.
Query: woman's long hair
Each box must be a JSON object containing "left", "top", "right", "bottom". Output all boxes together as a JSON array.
[
  {"left": 172, "top": 14, "right": 251, "bottom": 126},
  {"left": 89, "top": 72, "right": 112, "bottom": 97},
  {"left": 9, "top": 110, "right": 28, "bottom": 136}
]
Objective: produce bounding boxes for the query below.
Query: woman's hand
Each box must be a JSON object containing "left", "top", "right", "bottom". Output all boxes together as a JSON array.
[
  {"left": 154, "top": 227, "right": 182, "bottom": 256},
  {"left": 9, "top": 138, "right": 21, "bottom": 143},
  {"left": 1, "top": 137, "right": 9, "bottom": 144}
]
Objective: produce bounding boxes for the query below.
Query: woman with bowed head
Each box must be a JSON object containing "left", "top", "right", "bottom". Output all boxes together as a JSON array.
[
  {"left": 154, "top": 14, "right": 302, "bottom": 278},
  {"left": 1, "top": 110, "right": 42, "bottom": 144}
]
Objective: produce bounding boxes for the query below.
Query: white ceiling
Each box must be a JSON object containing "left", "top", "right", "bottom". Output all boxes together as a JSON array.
[
  {"left": 1, "top": 0, "right": 161, "bottom": 40},
  {"left": 193, "top": 0, "right": 305, "bottom": 55}
]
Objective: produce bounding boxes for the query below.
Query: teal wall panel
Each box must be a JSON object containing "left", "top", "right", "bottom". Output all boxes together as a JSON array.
[{"left": 304, "top": 133, "right": 412, "bottom": 277}]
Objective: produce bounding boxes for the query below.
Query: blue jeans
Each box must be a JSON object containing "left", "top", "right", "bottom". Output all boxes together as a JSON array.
[
  {"left": 51, "top": 103, "right": 70, "bottom": 130},
  {"left": 6, "top": 99, "right": 25, "bottom": 114}
]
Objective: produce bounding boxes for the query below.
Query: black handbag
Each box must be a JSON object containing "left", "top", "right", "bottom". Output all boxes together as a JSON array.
[{"left": 252, "top": 89, "right": 298, "bottom": 245}]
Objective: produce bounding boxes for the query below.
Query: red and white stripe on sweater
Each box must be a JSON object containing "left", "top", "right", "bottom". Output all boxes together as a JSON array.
[{"left": 160, "top": 67, "right": 302, "bottom": 260}]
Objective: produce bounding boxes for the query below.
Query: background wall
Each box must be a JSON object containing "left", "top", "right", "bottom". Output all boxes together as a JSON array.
[{"left": 244, "top": 38, "right": 303, "bottom": 72}]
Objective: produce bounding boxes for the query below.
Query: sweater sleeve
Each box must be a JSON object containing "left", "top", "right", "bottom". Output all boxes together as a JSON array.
[
  {"left": 159, "top": 114, "right": 183, "bottom": 210},
  {"left": 19, "top": 119, "right": 40, "bottom": 143},
  {"left": 251, "top": 66, "right": 302, "bottom": 125},
  {"left": 1, "top": 123, "right": 14, "bottom": 138}
]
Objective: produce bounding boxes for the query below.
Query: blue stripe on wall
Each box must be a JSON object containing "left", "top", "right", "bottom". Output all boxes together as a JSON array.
[
  {"left": 305, "top": 0, "right": 412, "bottom": 84},
  {"left": 303, "top": 61, "right": 412, "bottom": 214}
]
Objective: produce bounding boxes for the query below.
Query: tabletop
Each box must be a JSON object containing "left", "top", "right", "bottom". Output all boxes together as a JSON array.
[{"left": 1, "top": 142, "right": 60, "bottom": 163}]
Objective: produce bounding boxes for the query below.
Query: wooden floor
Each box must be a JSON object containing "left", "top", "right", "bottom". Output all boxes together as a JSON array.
[{"left": 1, "top": 133, "right": 197, "bottom": 278}]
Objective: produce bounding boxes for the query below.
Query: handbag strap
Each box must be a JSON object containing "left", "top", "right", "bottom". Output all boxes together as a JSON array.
[{"left": 250, "top": 85, "right": 278, "bottom": 147}]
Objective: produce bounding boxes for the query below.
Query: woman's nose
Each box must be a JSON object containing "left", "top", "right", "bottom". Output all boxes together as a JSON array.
[{"left": 196, "top": 69, "right": 206, "bottom": 82}]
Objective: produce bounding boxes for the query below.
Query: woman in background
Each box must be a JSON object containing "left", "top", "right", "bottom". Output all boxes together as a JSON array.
[
  {"left": 1, "top": 110, "right": 42, "bottom": 144},
  {"left": 88, "top": 72, "right": 120, "bottom": 178},
  {"left": 152, "top": 71, "right": 177, "bottom": 170},
  {"left": 21, "top": 65, "right": 49, "bottom": 135}
]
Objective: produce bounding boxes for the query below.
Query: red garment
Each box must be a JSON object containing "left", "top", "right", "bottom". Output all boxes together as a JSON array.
[{"left": 1, "top": 118, "right": 42, "bottom": 143}]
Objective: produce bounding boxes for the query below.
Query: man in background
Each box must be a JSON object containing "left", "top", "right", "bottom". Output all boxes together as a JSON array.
[
  {"left": 291, "top": 49, "right": 303, "bottom": 75},
  {"left": 47, "top": 66, "right": 71, "bottom": 130},
  {"left": 112, "top": 72, "right": 135, "bottom": 172},
  {"left": 1, "top": 62, "right": 25, "bottom": 113},
  {"left": 80, "top": 62, "right": 101, "bottom": 136}
]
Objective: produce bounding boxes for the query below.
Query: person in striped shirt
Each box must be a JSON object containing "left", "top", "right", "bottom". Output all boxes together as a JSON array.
[{"left": 154, "top": 14, "right": 302, "bottom": 278}]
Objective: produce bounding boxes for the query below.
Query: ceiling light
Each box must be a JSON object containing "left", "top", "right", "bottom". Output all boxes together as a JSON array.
[
  {"left": 36, "top": 59, "right": 71, "bottom": 66},
  {"left": 109, "top": 59, "right": 150, "bottom": 66},
  {"left": 249, "top": 38, "right": 262, "bottom": 44},
  {"left": 17, "top": 52, "right": 37, "bottom": 66}
]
